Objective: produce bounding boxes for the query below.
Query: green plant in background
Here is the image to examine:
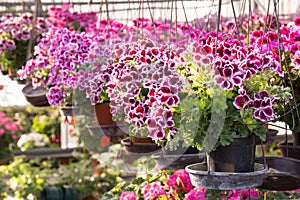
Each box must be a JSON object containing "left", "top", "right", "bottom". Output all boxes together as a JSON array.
[
  {"left": 0, "top": 176, "right": 8, "bottom": 199},
  {"left": 0, "top": 39, "right": 28, "bottom": 72},
  {"left": 32, "top": 111, "right": 60, "bottom": 137},
  {"left": 0, "top": 111, "right": 23, "bottom": 162},
  {"left": 56, "top": 152, "right": 122, "bottom": 199},
  {"left": 0, "top": 156, "right": 55, "bottom": 199}
]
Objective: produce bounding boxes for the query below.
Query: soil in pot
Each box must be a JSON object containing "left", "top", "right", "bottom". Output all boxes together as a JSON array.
[{"left": 208, "top": 134, "right": 256, "bottom": 172}]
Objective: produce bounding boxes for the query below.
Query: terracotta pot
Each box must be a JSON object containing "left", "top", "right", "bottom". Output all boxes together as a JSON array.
[{"left": 94, "top": 103, "right": 115, "bottom": 125}]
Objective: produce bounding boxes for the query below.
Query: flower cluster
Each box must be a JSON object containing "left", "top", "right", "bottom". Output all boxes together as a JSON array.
[
  {"left": 0, "top": 13, "right": 47, "bottom": 71},
  {"left": 120, "top": 191, "right": 137, "bottom": 200},
  {"left": 166, "top": 169, "right": 194, "bottom": 198},
  {"left": 17, "top": 132, "right": 50, "bottom": 151},
  {"left": 19, "top": 26, "right": 93, "bottom": 105},
  {"left": 106, "top": 39, "right": 185, "bottom": 141},
  {"left": 142, "top": 181, "right": 167, "bottom": 200},
  {"left": 117, "top": 169, "right": 300, "bottom": 200},
  {"left": 46, "top": 3, "right": 97, "bottom": 30},
  {"left": 0, "top": 112, "right": 23, "bottom": 159},
  {"left": 119, "top": 170, "right": 197, "bottom": 200},
  {"left": 0, "top": 13, "right": 46, "bottom": 48},
  {"left": 0, "top": 37, "right": 15, "bottom": 53}
]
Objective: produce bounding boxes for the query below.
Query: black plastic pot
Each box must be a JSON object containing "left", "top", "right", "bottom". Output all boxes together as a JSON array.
[
  {"left": 208, "top": 135, "right": 256, "bottom": 172},
  {"left": 22, "top": 83, "right": 50, "bottom": 107},
  {"left": 40, "top": 187, "right": 82, "bottom": 200}
]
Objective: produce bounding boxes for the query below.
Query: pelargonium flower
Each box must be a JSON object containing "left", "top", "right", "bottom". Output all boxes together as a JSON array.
[
  {"left": 294, "top": 17, "right": 300, "bottom": 26},
  {"left": 215, "top": 62, "right": 245, "bottom": 90},
  {"left": 46, "top": 86, "right": 64, "bottom": 106},
  {"left": 240, "top": 189, "right": 259, "bottom": 199},
  {"left": 106, "top": 39, "right": 185, "bottom": 141},
  {"left": 253, "top": 90, "right": 275, "bottom": 122},
  {"left": 142, "top": 181, "right": 167, "bottom": 200},
  {"left": 120, "top": 191, "right": 137, "bottom": 200},
  {"left": 166, "top": 169, "right": 194, "bottom": 198},
  {"left": 233, "top": 94, "right": 252, "bottom": 109},
  {"left": 183, "top": 188, "right": 206, "bottom": 200}
]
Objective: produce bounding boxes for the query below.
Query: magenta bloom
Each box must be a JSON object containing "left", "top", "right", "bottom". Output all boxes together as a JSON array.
[
  {"left": 241, "top": 189, "right": 259, "bottom": 199},
  {"left": 166, "top": 169, "right": 194, "bottom": 197},
  {"left": 294, "top": 17, "right": 300, "bottom": 26},
  {"left": 142, "top": 181, "right": 167, "bottom": 200},
  {"left": 120, "top": 191, "right": 137, "bottom": 200},
  {"left": 184, "top": 188, "right": 206, "bottom": 200},
  {"left": 233, "top": 95, "right": 251, "bottom": 109},
  {"left": 253, "top": 90, "right": 275, "bottom": 122}
]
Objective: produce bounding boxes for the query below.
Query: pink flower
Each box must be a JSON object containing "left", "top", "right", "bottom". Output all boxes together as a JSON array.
[
  {"left": 294, "top": 17, "right": 300, "bottom": 26},
  {"left": 0, "top": 129, "right": 4, "bottom": 135},
  {"left": 166, "top": 169, "right": 194, "bottom": 197},
  {"left": 120, "top": 191, "right": 137, "bottom": 200},
  {"left": 241, "top": 189, "right": 259, "bottom": 199},
  {"left": 184, "top": 188, "right": 206, "bottom": 200},
  {"left": 142, "top": 181, "right": 167, "bottom": 200}
]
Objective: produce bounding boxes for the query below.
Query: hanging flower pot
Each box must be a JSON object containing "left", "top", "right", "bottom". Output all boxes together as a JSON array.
[
  {"left": 86, "top": 121, "right": 128, "bottom": 144},
  {"left": 278, "top": 142, "right": 300, "bottom": 160},
  {"left": 94, "top": 103, "right": 115, "bottom": 125},
  {"left": 256, "top": 156, "right": 300, "bottom": 191},
  {"left": 152, "top": 142, "right": 205, "bottom": 170},
  {"left": 59, "top": 106, "right": 80, "bottom": 117},
  {"left": 121, "top": 137, "right": 161, "bottom": 154},
  {"left": 22, "top": 83, "right": 50, "bottom": 107},
  {"left": 185, "top": 162, "right": 267, "bottom": 190},
  {"left": 185, "top": 135, "right": 267, "bottom": 190},
  {"left": 207, "top": 134, "right": 256, "bottom": 173}
]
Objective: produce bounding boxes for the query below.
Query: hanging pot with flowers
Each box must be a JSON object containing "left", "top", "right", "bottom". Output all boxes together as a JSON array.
[
  {"left": 0, "top": 13, "right": 46, "bottom": 79},
  {"left": 105, "top": 39, "right": 186, "bottom": 154},
  {"left": 273, "top": 17, "right": 300, "bottom": 159},
  {"left": 181, "top": 30, "right": 290, "bottom": 189}
]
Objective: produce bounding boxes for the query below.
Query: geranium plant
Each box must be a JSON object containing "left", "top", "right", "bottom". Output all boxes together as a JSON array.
[
  {"left": 0, "top": 13, "right": 46, "bottom": 74},
  {"left": 106, "top": 39, "right": 186, "bottom": 142},
  {"left": 275, "top": 17, "right": 300, "bottom": 145},
  {"left": 18, "top": 4, "right": 97, "bottom": 106},
  {"left": 102, "top": 169, "right": 300, "bottom": 200},
  {"left": 175, "top": 31, "right": 290, "bottom": 151}
]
